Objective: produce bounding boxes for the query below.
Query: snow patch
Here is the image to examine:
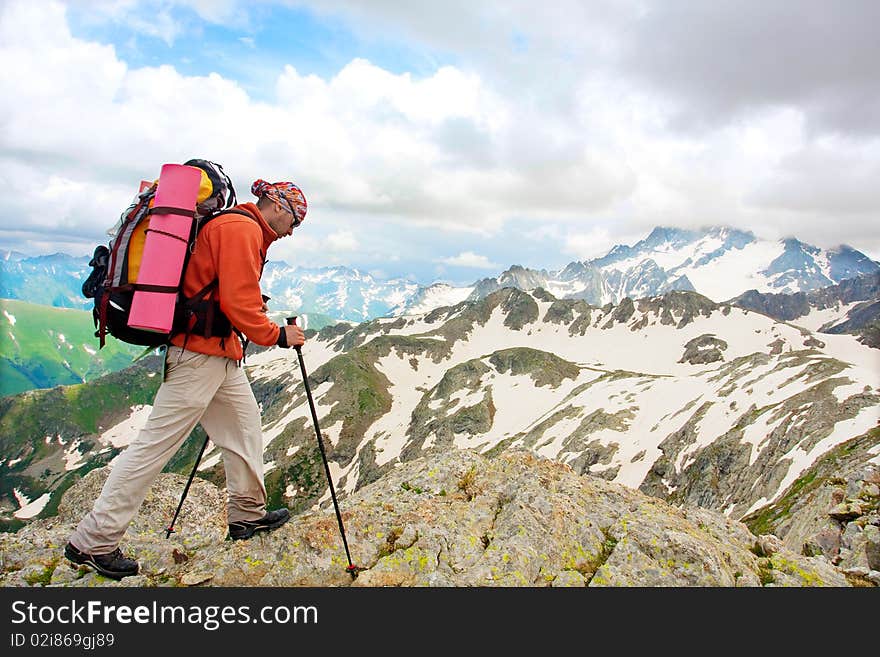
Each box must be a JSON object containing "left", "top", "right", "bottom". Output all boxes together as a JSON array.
[
  {"left": 739, "top": 407, "right": 787, "bottom": 467},
  {"left": 63, "top": 439, "right": 87, "bottom": 470},
  {"left": 14, "top": 492, "right": 51, "bottom": 519},
  {"left": 99, "top": 405, "right": 153, "bottom": 448},
  {"left": 869, "top": 443, "right": 880, "bottom": 466},
  {"left": 366, "top": 350, "right": 446, "bottom": 467},
  {"left": 743, "top": 496, "right": 771, "bottom": 517},
  {"left": 793, "top": 302, "right": 861, "bottom": 332},
  {"left": 770, "top": 405, "right": 880, "bottom": 502}
]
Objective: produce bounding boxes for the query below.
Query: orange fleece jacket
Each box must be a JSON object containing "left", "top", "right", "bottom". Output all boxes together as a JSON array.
[{"left": 170, "top": 202, "right": 281, "bottom": 360}]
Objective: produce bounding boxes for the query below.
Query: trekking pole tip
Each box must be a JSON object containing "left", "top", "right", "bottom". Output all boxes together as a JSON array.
[{"left": 346, "top": 564, "right": 362, "bottom": 579}]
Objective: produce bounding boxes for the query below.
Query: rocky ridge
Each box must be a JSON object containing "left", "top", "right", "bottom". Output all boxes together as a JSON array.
[
  {"left": 0, "top": 450, "right": 861, "bottom": 588},
  {"left": 741, "top": 431, "right": 880, "bottom": 585}
]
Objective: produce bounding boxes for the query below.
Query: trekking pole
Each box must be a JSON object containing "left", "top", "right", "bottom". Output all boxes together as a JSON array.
[
  {"left": 287, "top": 316, "right": 360, "bottom": 579},
  {"left": 165, "top": 434, "right": 211, "bottom": 539}
]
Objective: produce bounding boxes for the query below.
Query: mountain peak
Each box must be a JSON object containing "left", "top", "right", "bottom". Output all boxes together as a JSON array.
[
  {"left": 1, "top": 249, "right": 28, "bottom": 262},
  {"left": 780, "top": 237, "right": 821, "bottom": 255},
  {"left": 643, "top": 226, "right": 696, "bottom": 248}
]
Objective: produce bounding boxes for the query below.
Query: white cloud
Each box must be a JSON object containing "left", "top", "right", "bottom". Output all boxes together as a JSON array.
[
  {"left": 325, "top": 230, "right": 358, "bottom": 252},
  {"left": 562, "top": 228, "right": 615, "bottom": 261},
  {"left": 436, "top": 251, "right": 499, "bottom": 269},
  {"left": 0, "top": 1, "right": 644, "bottom": 260},
  {"left": 1, "top": 0, "right": 879, "bottom": 271}
]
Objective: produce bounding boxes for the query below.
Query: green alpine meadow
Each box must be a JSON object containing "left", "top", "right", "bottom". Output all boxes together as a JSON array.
[{"left": 0, "top": 299, "right": 142, "bottom": 397}]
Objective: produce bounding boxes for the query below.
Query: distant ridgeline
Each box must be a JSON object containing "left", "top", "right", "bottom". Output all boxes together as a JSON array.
[
  {"left": 0, "top": 250, "right": 419, "bottom": 323},
  {"left": 2, "top": 226, "right": 879, "bottom": 396},
  {"left": 3, "top": 227, "right": 878, "bottom": 324}
]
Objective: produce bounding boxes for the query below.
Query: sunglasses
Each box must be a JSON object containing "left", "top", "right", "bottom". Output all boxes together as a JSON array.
[{"left": 283, "top": 196, "right": 303, "bottom": 228}]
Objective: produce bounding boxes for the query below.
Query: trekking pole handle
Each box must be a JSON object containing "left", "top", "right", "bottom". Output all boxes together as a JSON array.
[{"left": 286, "top": 316, "right": 303, "bottom": 352}]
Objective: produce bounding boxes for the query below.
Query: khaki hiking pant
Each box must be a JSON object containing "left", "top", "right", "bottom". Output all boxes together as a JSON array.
[{"left": 69, "top": 346, "right": 267, "bottom": 555}]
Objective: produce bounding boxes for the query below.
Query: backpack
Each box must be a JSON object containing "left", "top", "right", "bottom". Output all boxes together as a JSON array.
[{"left": 82, "top": 159, "right": 243, "bottom": 349}]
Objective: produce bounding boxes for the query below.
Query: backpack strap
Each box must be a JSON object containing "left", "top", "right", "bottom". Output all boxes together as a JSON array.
[
  {"left": 210, "top": 208, "right": 265, "bottom": 361},
  {"left": 149, "top": 206, "right": 195, "bottom": 219},
  {"left": 173, "top": 208, "right": 261, "bottom": 356},
  {"left": 199, "top": 207, "right": 253, "bottom": 226},
  {"left": 97, "top": 291, "right": 110, "bottom": 349}
]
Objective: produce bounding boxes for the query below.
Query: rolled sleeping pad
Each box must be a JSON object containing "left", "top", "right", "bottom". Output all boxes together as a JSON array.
[{"left": 127, "top": 163, "right": 202, "bottom": 333}]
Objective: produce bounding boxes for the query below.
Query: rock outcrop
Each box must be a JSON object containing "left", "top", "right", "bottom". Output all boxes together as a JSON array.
[
  {"left": 741, "top": 436, "right": 880, "bottom": 587},
  {"left": 0, "top": 450, "right": 853, "bottom": 587}
]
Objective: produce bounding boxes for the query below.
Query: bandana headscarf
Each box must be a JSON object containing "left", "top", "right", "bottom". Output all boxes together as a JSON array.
[{"left": 251, "top": 179, "right": 308, "bottom": 224}]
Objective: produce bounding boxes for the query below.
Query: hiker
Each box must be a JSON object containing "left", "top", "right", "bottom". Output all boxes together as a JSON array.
[{"left": 64, "top": 179, "right": 309, "bottom": 580}]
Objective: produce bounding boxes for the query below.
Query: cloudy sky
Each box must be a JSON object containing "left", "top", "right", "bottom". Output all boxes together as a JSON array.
[{"left": 1, "top": 0, "right": 878, "bottom": 285}]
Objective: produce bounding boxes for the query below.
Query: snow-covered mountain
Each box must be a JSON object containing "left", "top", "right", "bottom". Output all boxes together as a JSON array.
[
  {"left": 0, "top": 251, "right": 419, "bottom": 323},
  {"left": 388, "top": 282, "right": 474, "bottom": 316},
  {"left": 259, "top": 263, "right": 418, "bottom": 322},
  {"left": 396, "top": 227, "right": 879, "bottom": 316},
  {"left": 5, "top": 287, "right": 878, "bottom": 534},
  {"left": 3, "top": 226, "right": 878, "bottom": 323},
  {"left": 593, "top": 227, "right": 878, "bottom": 301},
  {"left": 0, "top": 252, "right": 90, "bottom": 310}
]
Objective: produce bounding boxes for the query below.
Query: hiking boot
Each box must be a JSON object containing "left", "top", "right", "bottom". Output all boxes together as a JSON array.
[
  {"left": 64, "top": 542, "right": 139, "bottom": 580},
  {"left": 228, "top": 508, "right": 291, "bottom": 540}
]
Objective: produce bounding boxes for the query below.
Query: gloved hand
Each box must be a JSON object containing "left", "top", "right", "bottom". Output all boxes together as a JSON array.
[{"left": 276, "top": 323, "right": 305, "bottom": 348}]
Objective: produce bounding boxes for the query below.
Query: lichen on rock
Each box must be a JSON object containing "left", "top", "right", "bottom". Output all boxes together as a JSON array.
[{"left": 0, "top": 449, "right": 858, "bottom": 588}]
